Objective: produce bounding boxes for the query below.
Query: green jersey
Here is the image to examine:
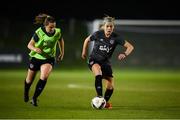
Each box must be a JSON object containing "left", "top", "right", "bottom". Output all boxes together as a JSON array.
[{"left": 29, "top": 27, "right": 61, "bottom": 60}]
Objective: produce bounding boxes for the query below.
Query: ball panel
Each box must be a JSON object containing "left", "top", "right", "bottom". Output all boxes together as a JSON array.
[{"left": 91, "top": 96, "right": 106, "bottom": 109}]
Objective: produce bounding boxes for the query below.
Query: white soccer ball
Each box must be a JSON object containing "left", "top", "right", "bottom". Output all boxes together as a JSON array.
[{"left": 91, "top": 96, "right": 106, "bottom": 109}]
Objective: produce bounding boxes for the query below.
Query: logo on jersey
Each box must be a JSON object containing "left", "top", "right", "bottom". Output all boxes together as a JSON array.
[
  {"left": 99, "top": 45, "right": 112, "bottom": 53},
  {"left": 30, "top": 63, "right": 34, "bottom": 69},
  {"left": 100, "top": 39, "right": 103, "bottom": 41},
  {"left": 89, "top": 61, "right": 94, "bottom": 65},
  {"left": 110, "top": 39, "right": 115, "bottom": 44}
]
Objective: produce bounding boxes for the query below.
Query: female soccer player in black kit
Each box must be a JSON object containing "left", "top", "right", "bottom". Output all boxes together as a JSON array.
[{"left": 81, "top": 16, "right": 134, "bottom": 109}]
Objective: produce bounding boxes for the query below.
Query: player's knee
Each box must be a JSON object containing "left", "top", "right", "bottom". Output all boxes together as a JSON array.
[
  {"left": 40, "top": 75, "right": 49, "bottom": 80},
  {"left": 106, "top": 83, "right": 114, "bottom": 90},
  {"left": 107, "top": 86, "right": 114, "bottom": 90},
  {"left": 40, "top": 71, "right": 51, "bottom": 80},
  {"left": 92, "top": 64, "right": 102, "bottom": 75}
]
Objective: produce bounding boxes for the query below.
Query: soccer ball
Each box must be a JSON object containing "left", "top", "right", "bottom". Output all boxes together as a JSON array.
[{"left": 91, "top": 96, "right": 106, "bottom": 109}]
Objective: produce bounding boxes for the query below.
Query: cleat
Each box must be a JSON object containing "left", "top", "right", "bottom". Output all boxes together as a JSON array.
[
  {"left": 24, "top": 95, "right": 29, "bottom": 102},
  {"left": 105, "top": 102, "right": 112, "bottom": 109},
  {"left": 24, "top": 92, "right": 29, "bottom": 102},
  {"left": 30, "top": 98, "right": 38, "bottom": 107}
]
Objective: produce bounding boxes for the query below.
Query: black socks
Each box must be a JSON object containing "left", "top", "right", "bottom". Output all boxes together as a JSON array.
[
  {"left": 24, "top": 80, "right": 32, "bottom": 102},
  {"left": 24, "top": 80, "right": 32, "bottom": 94},
  {"left": 95, "top": 75, "right": 103, "bottom": 96},
  {"left": 33, "top": 79, "right": 47, "bottom": 100},
  {"left": 104, "top": 89, "right": 114, "bottom": 102},
  {"left": 95, "top": 75, "right": 114, "bottom": 102}
]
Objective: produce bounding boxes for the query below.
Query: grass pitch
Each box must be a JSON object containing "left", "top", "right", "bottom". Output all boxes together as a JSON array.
[{"left": 0, "top": 69, "right": 180, "bottom": 119}]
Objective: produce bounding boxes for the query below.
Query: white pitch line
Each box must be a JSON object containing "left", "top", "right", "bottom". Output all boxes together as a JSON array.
[
  {"left": 67, "top": 84, "right": 180, "bottom": 93},
  {"left": 67, "top": 84, "right": 93, "bottom": 89}
]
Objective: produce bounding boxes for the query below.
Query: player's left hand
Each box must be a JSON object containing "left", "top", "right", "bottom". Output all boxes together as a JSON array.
[
  {"left": 56, "top": 54, "right": 64, "bottom": 63},
  {"left": 118, "top": 53, "right": 126, "bottom": 60}
]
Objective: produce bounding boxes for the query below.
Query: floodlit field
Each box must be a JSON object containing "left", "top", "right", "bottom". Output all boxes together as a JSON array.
[{"left": 0, "top": 69, "right": 180, "bottom": 119}]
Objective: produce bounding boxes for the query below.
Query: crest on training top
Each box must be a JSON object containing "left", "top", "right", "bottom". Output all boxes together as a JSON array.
[
  {"left": 100, "top": 39, "right": 103, "bottom": 41},
  {"left": 89, "top": 61, "right": 94, "bottom": 65},
  {"left": 110, "top": 39, "right": 115, "bottom": 44}
]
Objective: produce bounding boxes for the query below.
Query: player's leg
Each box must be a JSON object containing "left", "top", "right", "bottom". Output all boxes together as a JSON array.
[
  {"left": 104, "top": 77, "right": 114, "bottom": 102},
  {"left": 101, "top": 63, "right": 114, "bottom": 109},
  {"left": 31, "top": 63, "right": 53, "bottom": 106},
  {"left": 24, "top": 57, "right": 40, "bottom": 102},
  {"left": 104, "top": 77, "right": 114, "bottom": 109},
  {"left": 24, "top": 69, "right": 37, "bottom": 102},
  {"left": 91, "top": 63, "right": 103, "bottom": 97}
]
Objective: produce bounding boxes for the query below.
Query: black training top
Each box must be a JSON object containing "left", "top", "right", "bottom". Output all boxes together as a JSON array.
[{"left": 89, "top": 30, "right": 125, "bottom": 61}]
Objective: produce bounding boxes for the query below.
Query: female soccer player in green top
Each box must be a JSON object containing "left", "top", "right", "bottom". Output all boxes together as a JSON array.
[{"left": 24, "top": 13, "right": 64, "bottom": 106}]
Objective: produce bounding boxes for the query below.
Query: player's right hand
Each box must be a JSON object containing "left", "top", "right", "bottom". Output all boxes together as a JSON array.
[
  {"left": 34, "top": 48, "right": 42, "bottom": 54},
  {"left": 81, "top": 53, "right": 86, "bottom": 60}
]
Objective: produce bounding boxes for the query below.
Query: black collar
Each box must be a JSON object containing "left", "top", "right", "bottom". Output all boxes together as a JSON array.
[{"left": 41, "top": 26, "right": 55, "bottom": 37}]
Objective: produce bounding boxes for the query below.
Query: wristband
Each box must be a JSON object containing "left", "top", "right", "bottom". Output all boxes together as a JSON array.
[{"left": 123, "top": 52, "right": 127, "bottom": 57}]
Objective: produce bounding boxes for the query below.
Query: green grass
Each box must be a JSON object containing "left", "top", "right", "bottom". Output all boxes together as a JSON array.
[{"left": 0, "top": 69, "right": 180, "bottom": 119}]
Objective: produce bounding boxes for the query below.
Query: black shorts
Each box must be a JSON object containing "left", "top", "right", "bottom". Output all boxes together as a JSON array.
[
  {"left": 88, "top": 58, "right": 113, "bottom": 78},
  {"left": 28, "top": 57, "right": 55, "bottom": 71}
]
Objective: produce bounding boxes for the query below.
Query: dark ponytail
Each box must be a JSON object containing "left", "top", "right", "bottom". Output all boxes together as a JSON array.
[{"left": 34, "top": 13, "right": 55, "bottom": 26}]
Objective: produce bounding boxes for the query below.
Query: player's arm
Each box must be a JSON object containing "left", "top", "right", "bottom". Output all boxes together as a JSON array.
[
  {"left": 27, "top": 38, "right": 42, "bottom": 54},
  {"left": 118, "top": 40, "right": 134, "bottom": 60},
  {"left": 57, "top": 37, "right": 64, "bottom": 62},
  {"left": 81, "top": 35, "right": 91, "bottom": 59}
]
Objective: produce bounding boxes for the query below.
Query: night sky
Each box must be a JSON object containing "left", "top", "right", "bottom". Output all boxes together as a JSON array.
[{"left": 1, "top": 0, "right": 180, "bottom": 21}]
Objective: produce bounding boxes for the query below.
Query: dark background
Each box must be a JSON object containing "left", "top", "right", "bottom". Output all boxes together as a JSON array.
[
  {"left": 1, "top": 0, "right": 180, "bottom": 21},
  {"left": 0, "top": 0, "right": 180, "bottom": 69}
]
